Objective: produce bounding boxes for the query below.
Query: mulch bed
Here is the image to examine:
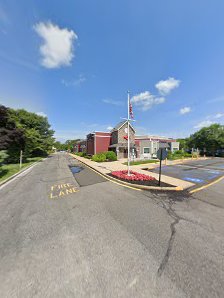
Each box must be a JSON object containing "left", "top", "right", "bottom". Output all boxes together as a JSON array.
[{"left": 108, "top": 173, "right": 173, "bottom": 187}]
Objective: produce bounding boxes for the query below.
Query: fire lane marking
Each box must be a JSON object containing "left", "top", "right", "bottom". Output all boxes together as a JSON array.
[{"left": 49, "top": 182, "right": 79, "bottom": 199}]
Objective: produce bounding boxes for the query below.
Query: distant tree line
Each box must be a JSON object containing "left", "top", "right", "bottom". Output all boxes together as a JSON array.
[
  {"left": 177, "top": 124, "right": 224, "bottom": 156},
  {"left": 54, "top": 139, "right": 80, "bottom": 151},
  {"left": 0, "top": 104, "right": 55, "bottom": 163}
]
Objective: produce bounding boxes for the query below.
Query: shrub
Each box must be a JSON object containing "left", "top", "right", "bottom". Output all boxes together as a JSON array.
[
  {"left": 75, "top": 152, "right": 86, "bottom": 157},
  {"left": 92, "top": 153, "right": 106, "bottom": 162},
  {"left": 183, "top": 152, "right": 192, "bottom": 157},
  {"left": 174, "top": 150, "right": 183, "bottom": 155},
  {"left": 104, "top": 151, "right": 117, "bottom": 161},
  {"left": 167, "top": 150, "right": 192, "bottom": 160},
  {"left": 0, "top": 150, "right": 9, "bottom": 165}
]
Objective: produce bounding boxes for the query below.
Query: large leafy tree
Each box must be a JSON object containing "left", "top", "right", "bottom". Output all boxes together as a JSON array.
[
  {"left": 187, "top": 124, "right": 224, "bottom": 155},
  {"left": 0, "top": 105, "right": 55, "bottom": 162},
  {"left": 9, "top": 108, "right": 55, "bottom": 157},
  {"left": 0, "top": 105, "right": 25, "bottom": 162}
]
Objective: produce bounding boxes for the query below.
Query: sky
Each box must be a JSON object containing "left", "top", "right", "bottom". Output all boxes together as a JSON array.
[{"left": 0, "top": 0, "right": 224, "bottom": 142}]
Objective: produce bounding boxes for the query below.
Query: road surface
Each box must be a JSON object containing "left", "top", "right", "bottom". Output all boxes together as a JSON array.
[
  {"left": 150, "top": 157, "right": 224, "bottom": 187},
  {"left": 0, "top": 153, "right": 224, "bottom": 297}
]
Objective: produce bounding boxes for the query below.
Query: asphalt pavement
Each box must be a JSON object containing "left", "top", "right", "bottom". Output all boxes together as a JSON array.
[
  {"left": 0, "top": 153, "right": 224, "bottom": 297},
  {"left": 150, "top": 157, "right": 224, "bottom": 186}
]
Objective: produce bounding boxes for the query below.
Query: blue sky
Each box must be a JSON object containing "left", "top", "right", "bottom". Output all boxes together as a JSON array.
[{"left": 0, "top": 0, "right": 224, "bottom": 141}]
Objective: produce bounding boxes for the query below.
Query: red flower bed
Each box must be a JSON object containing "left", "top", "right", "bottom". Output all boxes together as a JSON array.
[{"left": 111, "top": 170, "right": 155, "bottom": 181}]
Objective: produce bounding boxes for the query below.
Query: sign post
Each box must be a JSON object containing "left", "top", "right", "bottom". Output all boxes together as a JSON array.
[
  {"left": 19, "top": 150, "right": 23, "bottom": 170},
  {"left": 157, "top": 148, "right": 168, "bottom": 186}
]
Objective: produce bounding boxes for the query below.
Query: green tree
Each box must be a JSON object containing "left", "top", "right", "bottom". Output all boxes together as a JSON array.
[
  {"left": 65, "top": 139, "right": 80, "bottom": 151},
  {"left": 0, "top": 105, "right": 55, "bottom": 162},
  {"left": 0, "top": 105, "right": 25, "bottom": 163},
  {"left": 9, "top": 108, "right": 55, "bottom": 157},
  {"left": 187, "top": 124, "right": 224, "bottom": 155},
  {"left": 177, "top": 138, "right": 189, "bottom": 150},
  {"left": 53, "top": 141, "right": 68, "bottom": 151}
]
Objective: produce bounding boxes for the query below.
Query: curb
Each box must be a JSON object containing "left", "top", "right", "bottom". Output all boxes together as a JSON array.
[
  {"left": 189, "top": 175, "right": 224, "bottom": 194},
  {"left": 0, "top": 159, "right": 42, "bottom": 187},
  {"left": 70, "top": 154, "right": 183, "bottom": 192}
]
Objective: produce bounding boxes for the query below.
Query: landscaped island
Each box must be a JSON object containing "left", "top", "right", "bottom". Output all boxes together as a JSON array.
[{"left": 110, "top": 170, "right": 172, "bottom": 187}]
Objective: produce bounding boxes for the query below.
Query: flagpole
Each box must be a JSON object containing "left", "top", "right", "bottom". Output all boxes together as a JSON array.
[{"left": 127, "top": 91, "right": 130, "bottom": 176}]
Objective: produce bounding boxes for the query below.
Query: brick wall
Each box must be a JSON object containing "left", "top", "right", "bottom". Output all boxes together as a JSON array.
[
  {"left": 95, "top": 132, "right": 111, "bottom": 154},
  {"left": 86, "top": 134, "right": 95, "bottom": 155}
]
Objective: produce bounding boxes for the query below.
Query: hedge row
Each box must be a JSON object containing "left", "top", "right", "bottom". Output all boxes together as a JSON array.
[{"left": 92, "top": 151, "right": 117, "bottom": 162}]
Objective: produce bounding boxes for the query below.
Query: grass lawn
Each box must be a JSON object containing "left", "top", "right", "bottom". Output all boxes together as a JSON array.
[
  {"left": 0, "top": 157, "right": 43, "bottom": 183},
  {"left": 123, "top": 159, "right": 159, "bottom": 166}
]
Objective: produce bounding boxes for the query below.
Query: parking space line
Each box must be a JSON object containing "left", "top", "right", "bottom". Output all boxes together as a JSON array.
[{"left": 189, "top": 176, "right": 224, "bottom": 194}]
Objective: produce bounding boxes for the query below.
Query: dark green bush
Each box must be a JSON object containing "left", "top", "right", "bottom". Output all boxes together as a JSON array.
[
  {"left": 174, "top": 150, "right": 183, "bottom": 155},
  {"left": 104, "top": 151, "right": 117, "bottom": 161},
  {"left": 183, "top": 152, "right": 191, "bottom": 157},
  {"left": 92, "top": 153, "right": 106, "bottom": 162}
]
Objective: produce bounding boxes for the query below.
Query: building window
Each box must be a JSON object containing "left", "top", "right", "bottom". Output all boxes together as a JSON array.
[{"left": 143, "top": 147, "right": 150, "bottom": 154}]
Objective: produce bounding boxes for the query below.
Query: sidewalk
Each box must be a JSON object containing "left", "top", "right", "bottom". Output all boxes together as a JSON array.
[{"left": 70, "top": 154, "right": 194, "bottom": 190}]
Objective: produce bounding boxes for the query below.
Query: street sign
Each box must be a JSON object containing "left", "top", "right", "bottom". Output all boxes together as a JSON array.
[{"left": 157, "top": 148, "right": 168, "bottom": 160}]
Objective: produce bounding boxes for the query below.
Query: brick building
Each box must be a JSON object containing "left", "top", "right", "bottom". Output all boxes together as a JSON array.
[
  {"left": 74, "top": 140, "right": 86, "bottom": 153},
  {"left": 86, "top": 132, "right": 111, "bottom": 156},
  {"left": 76, "top": 120, "right": 179, "bottom": 159},
  {"left": 85, "top": 121, "right": 136, "bottom": 159},
  {"left": 109, "top": 121, "right": 136, "bottom": 159}
]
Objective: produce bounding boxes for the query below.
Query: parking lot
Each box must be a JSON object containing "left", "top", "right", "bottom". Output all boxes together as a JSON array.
[{"left": 151, "top": 158, "right": 224, "bottom": 187}]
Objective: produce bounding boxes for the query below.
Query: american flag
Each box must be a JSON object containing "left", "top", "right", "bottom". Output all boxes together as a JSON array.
[{"left": 129, "top": 101, "right": 134, "bottom": 119}]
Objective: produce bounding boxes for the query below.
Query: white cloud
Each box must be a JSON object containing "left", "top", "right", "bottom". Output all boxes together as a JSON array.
[
  {"left": 131, "top": 91, "right": 165, "bottom": 111},
  {"left": 36, "top": 112, "right": 47, "bottom": 117},
  {"left": 214, "top": 113, "right": 224, "bottom": 119},
  {"left": 180, "top": 106, "right": 191, "bottom": 115},
  {"left": 102, "top": 99, "right": 123, "bottom": 106},
  {"left": 155, "top": 77, "right": 180, "bottom": 95},
  {"left": 62, "top": 74, "right": 86, "bottom": 87},
  {"left": 194, "top": 120, "right": 214, "bottom": 129},
  {"left": 107, "top": 126, "right": 113, "bottom": 130},
  {"left": 34, "top": 21, "right": 77, "bottom": 69}
]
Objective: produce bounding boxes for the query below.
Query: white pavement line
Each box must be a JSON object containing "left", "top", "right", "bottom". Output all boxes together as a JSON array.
[
  {"left": 175, "top": 164, "right": 222, "bottom": 172},
  {"left": 0, "top": 162, "right": 41, "bottom": 191}
]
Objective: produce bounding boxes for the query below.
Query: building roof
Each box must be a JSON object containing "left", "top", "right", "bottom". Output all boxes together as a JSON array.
[
  {"left": 135, "top": 135, "right": 176, "bottom": 141},
  {"left": 111, "top": 120, "right": 135, "bottom": 132}
]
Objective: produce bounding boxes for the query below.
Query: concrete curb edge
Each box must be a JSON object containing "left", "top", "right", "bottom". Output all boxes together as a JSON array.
[
  {"left": 70, "top": 154, "right": 183, "bottom": 192},
  {"left": 0, "top": 159, "right": 43, "bottom": 187}
]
